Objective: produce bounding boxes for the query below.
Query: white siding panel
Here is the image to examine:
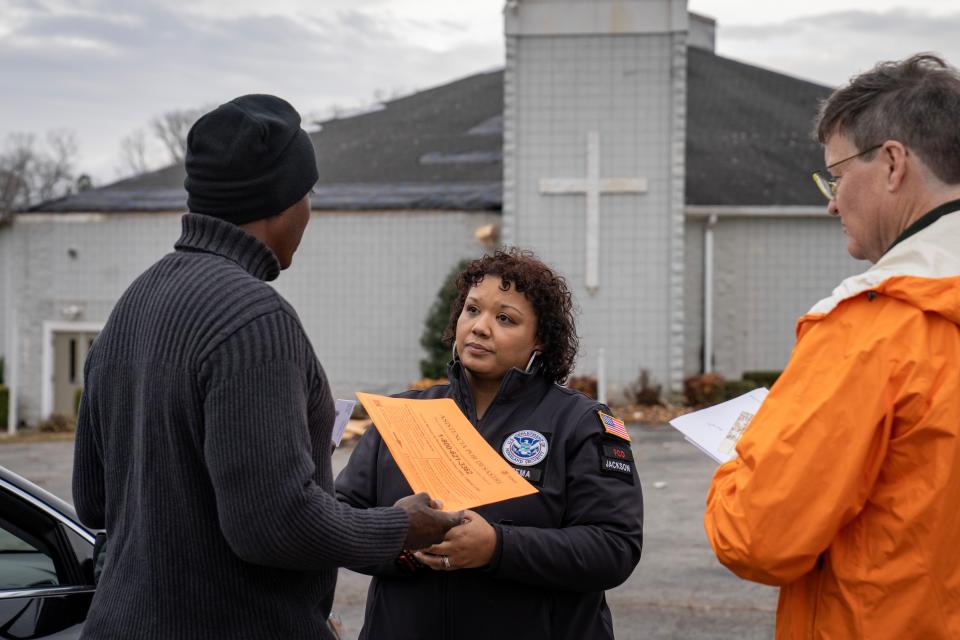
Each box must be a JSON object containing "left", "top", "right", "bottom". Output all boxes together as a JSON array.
[
  {"left": 709, "top": 217, "right": 866, "bottom": 378},
  {"left": 14, "top": 214, "right": 181, "bottom": 423},
  {"left": 274, "top": 211, "right": 498, "bottom": 398}
]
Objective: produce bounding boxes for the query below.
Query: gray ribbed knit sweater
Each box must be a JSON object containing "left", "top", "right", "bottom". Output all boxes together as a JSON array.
[{"left": 72, "top": 213, "right": 408, "bottom": 639}]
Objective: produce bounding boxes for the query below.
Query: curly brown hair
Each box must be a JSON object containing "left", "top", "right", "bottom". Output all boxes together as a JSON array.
[{"left": 441, "top": 248, "right": 578, "bottom": 384}]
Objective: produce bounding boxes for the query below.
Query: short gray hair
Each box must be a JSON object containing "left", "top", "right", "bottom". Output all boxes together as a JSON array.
[{"left": 815, "top": 54, "right": 960, "bottom": 184}]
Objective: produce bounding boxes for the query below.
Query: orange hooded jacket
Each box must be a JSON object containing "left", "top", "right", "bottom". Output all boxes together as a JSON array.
[{"left": 705, "top": 210, "right": 960, "bottom": 639}]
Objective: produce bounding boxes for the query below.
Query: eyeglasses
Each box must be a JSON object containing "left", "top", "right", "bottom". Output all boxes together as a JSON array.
[{"left": 811, "top": 144, "right": 882, "bottom": 201}]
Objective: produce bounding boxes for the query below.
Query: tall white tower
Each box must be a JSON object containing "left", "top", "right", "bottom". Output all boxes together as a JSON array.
[{"left": 502, "top": 0, "right": 688, "bottom": 395}]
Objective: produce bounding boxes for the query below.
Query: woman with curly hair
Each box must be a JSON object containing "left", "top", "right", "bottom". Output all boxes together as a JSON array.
[{"left": 336, "top": 248, "right": 643, "bottom": 640}]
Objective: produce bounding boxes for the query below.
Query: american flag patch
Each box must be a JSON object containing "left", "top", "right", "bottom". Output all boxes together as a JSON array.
[{"left": 598, "top": 411, "right": 631, "bottom": 442}]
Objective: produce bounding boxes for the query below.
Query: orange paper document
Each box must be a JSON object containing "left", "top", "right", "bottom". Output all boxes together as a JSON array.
[{"left": 356, "top": 392, "right": 538, "bottom": 511}]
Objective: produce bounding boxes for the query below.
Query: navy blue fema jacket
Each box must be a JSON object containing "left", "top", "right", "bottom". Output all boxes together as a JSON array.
[{"left": 336, "top": 361, "right": 644, "bottom": 640}]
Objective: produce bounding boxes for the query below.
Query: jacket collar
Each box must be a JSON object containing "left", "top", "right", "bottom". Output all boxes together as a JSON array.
[
  {"left": 175, "top": 213, "right": 281, "bottom": 282},
  {"left": 883, "top": 198, "right": 960, "bottom": 257},
  {"left": 447, "top": 360, "right": 552, "bottom": 421},
  {"left": 806, "top": 205, "right": 960, "bottom": 318}
]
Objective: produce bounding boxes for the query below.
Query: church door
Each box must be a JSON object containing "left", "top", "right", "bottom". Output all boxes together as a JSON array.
[{"left": 52, "top": 331, "right": 98, "bottom": 417}]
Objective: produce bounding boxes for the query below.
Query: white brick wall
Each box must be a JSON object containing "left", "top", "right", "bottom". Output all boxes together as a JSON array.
[
  {"left": 6, "top": 208, "right": 872, "bottom": 423},
  {"left": 7, "top": 211, "right": 496, "bottom": 425}
]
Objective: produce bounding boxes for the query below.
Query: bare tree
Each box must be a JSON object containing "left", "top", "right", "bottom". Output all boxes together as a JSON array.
[
  {"left": 34, "top": 130, "right": 77, "bottom": 203},
  {"left": 0, "top": 130, "right": 77, "bottom": 224},
  {"left": 0, "top": 134, "right": 34, "bottom": 222},
  {"left": 373, "top": 86, "right": 406, "bottom": 104},
  {"left": 119, "top": 128, "right": 151, "bottom": 176},
  {"left": 151, "top": 107, "right": 207, "bottom": 163}
]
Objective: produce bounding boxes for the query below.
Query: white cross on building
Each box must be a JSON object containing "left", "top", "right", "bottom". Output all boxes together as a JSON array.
[{"left": 539, "top": 131, "right": 648, "bottom": 291}]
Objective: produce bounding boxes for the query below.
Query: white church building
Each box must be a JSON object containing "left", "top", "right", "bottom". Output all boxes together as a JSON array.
[{"left": 0, "top": 0, "right": 865, "bottom": 432}]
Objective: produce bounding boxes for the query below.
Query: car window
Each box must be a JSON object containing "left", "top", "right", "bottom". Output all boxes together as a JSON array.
[{"left": 0, "top": 519, "right": 60, "bottom": 590}]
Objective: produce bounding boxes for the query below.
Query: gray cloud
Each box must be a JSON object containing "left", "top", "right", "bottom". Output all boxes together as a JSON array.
[
  {"left": 718, "top": 8, "right": 960, "bottom": 86},
  {"left": 16, "top": 2, "right": 950, "bottom": 184},
  {"left": 0, "top": 0, "right": 502, "bottom": 181},
  {"left": 724, "top": 8, "right": 960, "bottom": 40}
]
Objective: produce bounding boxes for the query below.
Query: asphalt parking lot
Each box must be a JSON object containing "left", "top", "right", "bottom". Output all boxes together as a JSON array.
[{"left": 0, "top": 426, "right": 777, "bottom": 639}]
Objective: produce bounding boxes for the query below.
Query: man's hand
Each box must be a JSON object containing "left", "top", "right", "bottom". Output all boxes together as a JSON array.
[
  {"left": 395, "top": 493, "right": 463, "bottom": 550},
  {"left": 414, "top": 510, "right": 496, "bottom": 571}
]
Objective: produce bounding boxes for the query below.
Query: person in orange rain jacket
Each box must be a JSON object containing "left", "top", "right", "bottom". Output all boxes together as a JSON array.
[{"left": 705, "top": 54, "right": 960, "bottom": 639}]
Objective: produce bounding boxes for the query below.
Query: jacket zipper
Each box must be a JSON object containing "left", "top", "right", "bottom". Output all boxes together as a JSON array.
[{"left": 809, "top": 554, "right": 826, "bottom": 638}]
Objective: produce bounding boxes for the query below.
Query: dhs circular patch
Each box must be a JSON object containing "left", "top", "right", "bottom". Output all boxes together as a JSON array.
[{"left": 502, "top": 430, "right": 549, "bottom": 466}]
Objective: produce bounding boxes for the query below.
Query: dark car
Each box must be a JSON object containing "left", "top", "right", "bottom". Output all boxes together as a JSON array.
[{"left": 0, "top": 465, "right": 99, "bottom": 638}]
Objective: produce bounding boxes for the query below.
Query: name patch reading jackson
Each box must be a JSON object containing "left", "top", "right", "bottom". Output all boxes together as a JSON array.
[
  {"left": 598, "top": 440, "right": 635, "bottom": 483},
  {"left": 602, "top": 458, "right": 633, "bottom": 475}
]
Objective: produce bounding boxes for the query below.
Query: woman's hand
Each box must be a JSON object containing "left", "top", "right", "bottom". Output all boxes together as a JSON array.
[{"left": 414, "top": 510, "right": 496, "bottom": 571}]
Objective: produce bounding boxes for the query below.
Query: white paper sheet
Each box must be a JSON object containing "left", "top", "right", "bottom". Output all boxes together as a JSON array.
[
  {"left": 669, "top": 388, "right": 768, "bottom": 464},
  {"left": 332, "top": 399, "right": 357, "bottom": 448}
]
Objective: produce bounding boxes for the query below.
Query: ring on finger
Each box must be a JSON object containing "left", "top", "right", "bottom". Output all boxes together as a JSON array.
[{"left": 442, "top": 555, "right": 451, "bottom": 570}]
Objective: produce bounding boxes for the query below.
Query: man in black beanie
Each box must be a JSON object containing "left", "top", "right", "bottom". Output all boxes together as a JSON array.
[{"left": 72, "top": 94, "right": 461, "bottom": 639}]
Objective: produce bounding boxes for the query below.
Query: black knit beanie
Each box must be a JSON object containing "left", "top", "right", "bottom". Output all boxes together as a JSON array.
[{"left": 184, "top": 94, "right": 318, "bottom": 225}]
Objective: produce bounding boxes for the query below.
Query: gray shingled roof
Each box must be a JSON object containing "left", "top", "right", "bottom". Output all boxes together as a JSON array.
[
  {"left": 686, "top": 47, "right": 831, "bottom": 205},
  {"left": 32, "top": 51, "right": 831, "bottom": 213}
]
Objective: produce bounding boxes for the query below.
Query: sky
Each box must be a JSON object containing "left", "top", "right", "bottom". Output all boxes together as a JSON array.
[{"left": 2, "top": 0, "right": 959, "bottom": 186}]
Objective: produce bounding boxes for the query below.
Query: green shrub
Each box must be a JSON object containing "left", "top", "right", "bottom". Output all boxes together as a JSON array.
[
  {"left": 723, "top": 378, "right": 756, "bottom": 400},
  {"left": 742, "top": 370, "right": 783, "bottom": 388},
  {"left": 419, "top": 258, "right": 472, "bottom": 379},
  {"left": 0, "top": 385, "right": 8, "bottom": 429}
]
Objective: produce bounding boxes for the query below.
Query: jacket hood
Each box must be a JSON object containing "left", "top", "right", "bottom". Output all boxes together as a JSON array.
[{"left": 805, "top": 210, "right": 960, "bottom": 326}]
